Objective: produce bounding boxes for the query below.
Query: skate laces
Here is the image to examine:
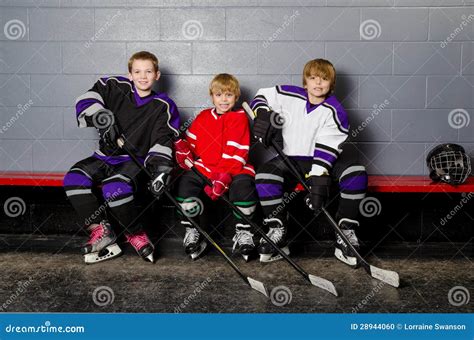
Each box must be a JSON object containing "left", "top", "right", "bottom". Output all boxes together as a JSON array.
[
  {"left": 88, "top": 224, "right": 105, "bottom": 245},
  {"left": 127, "top": 232, "right": 150, "bottom": 250},
  {"left": 232, "top": 229, "right": 254, "bottom": 251},
  {"left": 337, "top": 229, "right": 359, "bottom": 247},
  {"left": 267, "top": 226, "right": 283, "bottom": 243},
  {"left": 184, "top": 227, "right": 199, "bottom": 245}
]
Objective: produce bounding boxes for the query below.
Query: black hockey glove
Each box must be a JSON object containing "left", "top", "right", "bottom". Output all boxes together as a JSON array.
[
  {"left": 253, "top": 110, "right": 281, "bottom": 147},
  {"left": 148, "top": 166, "right": 172, "bottom": 198},
  {"left": 99, "top": 123, "right": 122, "bottom": 149},
  {"left": 306, "top": 175, "right": 332, "bottom": 212}
]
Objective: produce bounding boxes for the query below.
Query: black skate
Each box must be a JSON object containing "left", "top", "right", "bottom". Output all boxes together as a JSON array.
[
  {"left": 183, "top": 224, "right": 207, "bottom": 260},
  {"left": 232, "top": 223, "right": 256, "bottom": 262},
  {"left": 82, "top": 221, "right": 122, "bottom": 264},
  {"left": 258, "top": 219, "right": 289, "bottom": 263},
  {"left": 334, "top": 218, "right": 360, "bottom": 268},
  {"left": 126, "top": 231, "right": 155, "bottom": 263}
]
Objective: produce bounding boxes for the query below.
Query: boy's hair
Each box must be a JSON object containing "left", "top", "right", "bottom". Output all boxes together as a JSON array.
[
  {"left": 128, "top": 51, "right": 159, "bottom": 73},
  {"left": 303, "top": 59, "right": 336, "bottom": 92},
  {"left": 209, "top": 73, "right": 241, "bottom": 99}
]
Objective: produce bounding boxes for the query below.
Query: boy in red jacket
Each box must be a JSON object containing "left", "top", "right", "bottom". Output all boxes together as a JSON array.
[{"left": 174, "top": 74, "right": 257, "bottom": 261}]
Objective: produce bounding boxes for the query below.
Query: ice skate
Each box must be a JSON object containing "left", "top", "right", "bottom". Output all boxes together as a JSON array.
[
  {"left": 258, "top": 219, "right": 289, "bottom": 263},
  {"left": 82, "top": 221, "right": 122, "bottom": 264},
  {"left": 126, "top": 231, "right": 155, "bottom": 263},
  {"left": 334, "top": 218, "right": 360, "bottom": 268},
  {"left": 183, "top": 225, "right": 207, "bottom": 260},
  {"left": 232, "top": 223, "right": 256, "bottom": 262}
]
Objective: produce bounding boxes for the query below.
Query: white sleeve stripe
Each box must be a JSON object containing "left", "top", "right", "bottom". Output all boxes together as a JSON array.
[
  {"left": 226, "top": 141, "right": 249, "bottom": 150},
  {"left": 186, "top": 130, "right": 197, "bottom": 140},
  {"left": 75, "top": 91, "right": 104, "bottom": 105},
  {"left": 149, "top": 144, "right": 172, "bottom": 157},
  {"left": 222, "top": 153, "right": 246, "bottom": 165}
]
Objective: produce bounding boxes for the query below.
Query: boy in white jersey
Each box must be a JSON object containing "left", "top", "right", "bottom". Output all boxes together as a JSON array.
[{"left": 251, "top": 59, "right": 368, "bottom": 266}]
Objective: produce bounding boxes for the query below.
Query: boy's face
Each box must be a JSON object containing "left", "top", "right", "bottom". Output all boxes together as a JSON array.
[
  {"left": 304, "top": 73, "right": 331, "bottom": 104},
  {"left": 211, "top": 90, "right": 237, "bottom": 114},
  {"left": 128, "top": 59, "right": 160, "bottom": 94}
]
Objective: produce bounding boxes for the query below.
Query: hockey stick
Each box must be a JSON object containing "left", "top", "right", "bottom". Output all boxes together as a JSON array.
[
  {"left": 242, "top": 101, "right": 400, "bottom": 288},
  {"left": 189, "top": 157, "right": 338, "bottom": 296},
  {"left": 116, "top": 136, "right": 269, "bottom": 298}
]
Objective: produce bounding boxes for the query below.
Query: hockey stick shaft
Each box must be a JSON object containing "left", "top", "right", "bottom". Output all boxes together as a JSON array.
[
  {"left": 242, "top": 102, "right": 399, "bottom": 288},
  {"left": 190, "top": 163, "right": 338, "bottom": 296},
  {"left": 116, "top": 137, "right": 268, "bottom": 297}
]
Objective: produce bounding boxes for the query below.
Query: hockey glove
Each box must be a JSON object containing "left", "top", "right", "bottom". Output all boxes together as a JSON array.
[
  {"left": 174, "top": 139, "right": 194, "bottom": 170},
  {"left": 306, "top": 175, "right": 332, "bottom": 212},
  {"left": 253, "top": 110, "right": 281, "bottom": 147},
  {"left": 99, "top": 123, "right": 122, "bottom": 149},
  {"left": 204, "top": 172, "right": 232, "bottom": 201},
  {"left": 149, "top": 172, "right": 170, "bottom": 198}
]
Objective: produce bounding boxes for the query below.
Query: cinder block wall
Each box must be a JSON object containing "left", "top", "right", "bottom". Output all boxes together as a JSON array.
[{"left": 0, "top": 0, "right": 473, "bottom": 175}]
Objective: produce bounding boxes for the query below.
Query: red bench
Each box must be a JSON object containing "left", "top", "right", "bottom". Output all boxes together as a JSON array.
[{"left": 0, "top": 172, "right": 473, "bottom": 193}]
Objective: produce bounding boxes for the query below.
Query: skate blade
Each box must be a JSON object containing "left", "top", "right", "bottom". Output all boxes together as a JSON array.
[
  {"left": 259, "top": 246, "right": 290, "bottom": 263},
  {"left": 190, "top": 241, "right": 207, "bottom": 260},
  {"left": 145, "top": 253, "right": 154, "bottom": 263},
  {"left": 242, "top": 255, "right": 249, "bottom": 262},
  {"left": 334, "top": 248, "right": 358, "bottom": 268},
  {"left": 84, "top": 244, "right": 122, "bottom": 264}
]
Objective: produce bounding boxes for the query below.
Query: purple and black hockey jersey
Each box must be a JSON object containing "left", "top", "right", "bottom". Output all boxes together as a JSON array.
[{"left": 75, "top": 76, "right": 180, "bottom": 172}]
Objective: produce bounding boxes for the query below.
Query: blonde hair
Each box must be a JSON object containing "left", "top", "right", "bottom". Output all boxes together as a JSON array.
[
  {"left": 128, "top": 51, "right": 159, "bottom": 73},
  {"left": 209, "top": 73, "right": 241, "bottom": 99},
  {"left": 303, "top": 59, "right": 336, "bottom": 92}
]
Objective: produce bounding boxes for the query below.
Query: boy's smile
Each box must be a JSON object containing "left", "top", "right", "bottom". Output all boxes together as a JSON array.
[
  {"left": 212, "top": 91, "right": 236, "bottom": 114},
  {"left": 128, "top": 59, "right": 160, "bottom": 97}
]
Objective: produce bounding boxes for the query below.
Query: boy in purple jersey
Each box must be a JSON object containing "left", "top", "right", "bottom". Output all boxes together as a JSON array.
[
  {"left": 63, "top": 51, "right": 180, "bottom": 264},
  {"left": 251, "top": 59, "right": 368, "bottom": 266}
]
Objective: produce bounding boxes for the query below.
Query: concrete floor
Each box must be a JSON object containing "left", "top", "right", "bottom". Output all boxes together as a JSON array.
[{"left": 0, "top": 235, "right": 472, "bottom": 313}]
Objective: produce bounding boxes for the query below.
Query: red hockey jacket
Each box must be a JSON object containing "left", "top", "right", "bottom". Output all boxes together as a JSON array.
[{"left": 185, "top": 108, "right": 255, "bottom": 178}]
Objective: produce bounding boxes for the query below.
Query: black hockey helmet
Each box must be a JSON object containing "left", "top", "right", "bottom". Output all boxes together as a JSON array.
[{"left": 426, "top": 143, "right": 471, "bottom": 185}]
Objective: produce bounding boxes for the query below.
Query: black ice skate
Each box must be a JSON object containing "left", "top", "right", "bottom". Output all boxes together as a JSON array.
[
  {"left": 82, "top": 221, "right": 122, "bottom": 264},
  {"left": 258, "top": 219, "right": 289, "bottom": 263},
  {"left": 334, "top": 218, "right": 360, "bottom": 268},
  {"left": 183, "top": 224, "right": 207, "bottom": 260},
  {"left": 232, "top": 223, "right": 256, "bottom": 262},
  {"left": 126, "top": 230, "right": 155, "bottom": 263}
]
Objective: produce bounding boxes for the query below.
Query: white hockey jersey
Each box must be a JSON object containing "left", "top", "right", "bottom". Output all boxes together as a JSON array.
[{"left": 250, "top": 85, "right": 349, "bottom": 176}]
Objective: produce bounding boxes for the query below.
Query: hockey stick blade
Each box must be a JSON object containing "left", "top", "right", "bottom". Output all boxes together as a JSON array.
[
  {"left": 247, "top": 277, "right": 269, "bottom": 297},
  {"left": 308, "top": 274, "right": 338, "bottom": 297},
  {"left": 369, "top": 265, "right": 400, "bottom": 288}
]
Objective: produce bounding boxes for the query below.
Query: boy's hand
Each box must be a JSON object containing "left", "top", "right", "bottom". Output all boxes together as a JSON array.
[
  {"left": 306, "top": 175, "right": 332, "bottom": 212},
  {"left": 149, "top": 172, "right": 170, "bottom": 198},
  {"left": 253, "top": 110, "right": 281, "bottom": 147},
  {"left": 204, "top": 172, "right": 232, "bottom": 201},
  {"left": 99, "top": 123, "right": 122, "bottom": 148},
  {"left": 174, "top": 139, "right": 194, "bottom": 170}
]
